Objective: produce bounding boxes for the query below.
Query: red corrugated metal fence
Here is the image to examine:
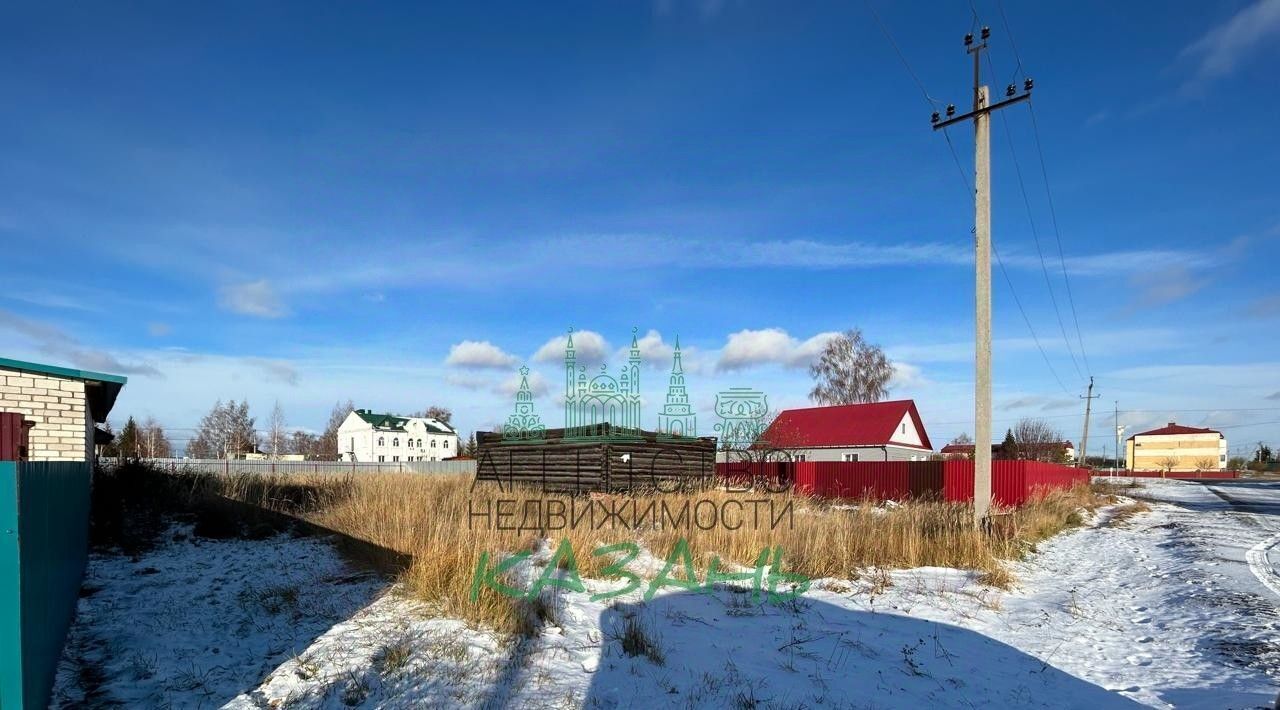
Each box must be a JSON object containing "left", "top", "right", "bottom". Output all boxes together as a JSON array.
[{"left": 716, "top": 459, "right": 1088, "bottom": 507}]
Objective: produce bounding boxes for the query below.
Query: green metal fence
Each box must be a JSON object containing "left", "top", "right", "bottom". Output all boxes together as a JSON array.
[{"left": 0, "top": 461, "right": 91, "bottom": 709}]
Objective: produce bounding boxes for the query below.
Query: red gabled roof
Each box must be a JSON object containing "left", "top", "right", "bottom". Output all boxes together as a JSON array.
[
  {"left": 1129, "top": 422, "right": 1221, "bottom": 440},
  {"left": 759, "top": 400, "right": 932, "bottom": 450}
]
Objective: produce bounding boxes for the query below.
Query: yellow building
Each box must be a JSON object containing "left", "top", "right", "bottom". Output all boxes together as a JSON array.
[{"left": 1126, "top": 422, "right": 1226, "bottom": 472}]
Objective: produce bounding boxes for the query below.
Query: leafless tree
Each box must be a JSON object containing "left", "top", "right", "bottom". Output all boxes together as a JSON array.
[
  {"left": 139, "top": 417, "right": 173, "bottom": 458},
  {"left": 317, "top": 399, "right": 354, "bottom": 461},
  {"left": 416, "top": 406, "right": 453, "bottom": 425},
  {"left": 187, "top": 400, "right": 257, "bottom": 459},
  {"left": 266, "top": 401, "right": 288, "bottom": 458},
  {"left": 290, "top": 430, "right": 318, "bottom": 459},
  {"left": 1157, "top": 455, "right": 1181, "bottom": 473},
  {"left": 1012, "top": 418, "right": 1068, "bottom": 462},
  {"left": 808, "top": 329, "right": 893, "bottom": 406},
  {"left": 945, "top": 432, "right": 974, "bottom": 460},
  {"left": 1193, "top": 456, "right": 1217, "bottom": 471}
]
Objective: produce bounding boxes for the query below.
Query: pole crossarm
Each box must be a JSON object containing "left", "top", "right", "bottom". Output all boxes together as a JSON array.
[{"left": 932, "top": 92, "right": 1030, "bottom": 131}]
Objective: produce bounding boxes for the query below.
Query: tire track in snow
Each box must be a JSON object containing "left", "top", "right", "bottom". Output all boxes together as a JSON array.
[{"left": 1246, "top": 532, "right": 1280, "bottom": 600}]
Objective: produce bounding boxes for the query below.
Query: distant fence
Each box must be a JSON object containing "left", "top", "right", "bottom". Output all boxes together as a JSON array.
[
  {"left": 716, "top": 459, "right": 1089, "bottom": 507},
  {"left": 113, "top": 457, "right": 477, "bottom": 477},
  {"left": 0, "top": 461, "right": 92, "bottom": 709}
]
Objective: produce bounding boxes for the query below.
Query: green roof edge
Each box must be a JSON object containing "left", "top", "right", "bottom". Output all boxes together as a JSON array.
[{"left": 0, "top": 357, "right": 128, "bottom": 385}]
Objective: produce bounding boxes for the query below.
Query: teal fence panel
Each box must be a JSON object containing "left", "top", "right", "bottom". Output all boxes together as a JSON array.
[
  {"left": 0, "top": 462, "right": 21, "bottom": 709},
  {"left": 0, "top": 461, "right": 91, "bottom": 709}
]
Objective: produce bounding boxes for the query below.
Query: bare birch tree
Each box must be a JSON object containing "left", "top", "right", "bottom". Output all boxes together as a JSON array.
[
  {"left": 808, "top": 329, "right": 893, "bottom": 406},
  {"left": 267, "top": 400, "right": 288, "bottom": 458}
]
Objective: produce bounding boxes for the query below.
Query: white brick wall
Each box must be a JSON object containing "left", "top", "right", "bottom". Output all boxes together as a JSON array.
[{"left": 0, "top": 372, "right": 91, "bottom": 461}]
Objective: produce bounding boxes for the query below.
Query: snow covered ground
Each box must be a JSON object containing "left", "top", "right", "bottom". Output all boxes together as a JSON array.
[{"left": 53, "top": 480, "right": 1280, "bottom": 709}]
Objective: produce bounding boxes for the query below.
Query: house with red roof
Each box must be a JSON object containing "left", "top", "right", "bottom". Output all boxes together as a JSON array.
[
  {"left": 1125, "top": 421, "right": 1226, "bottom": 472},
  {"left": 756, "top": 400, "right": 934, "bottom": 462}
]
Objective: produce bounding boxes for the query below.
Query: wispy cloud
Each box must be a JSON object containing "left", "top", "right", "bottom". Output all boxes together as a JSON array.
[
  {"left": 218, "top": 279, "right": 287, "bottom": 318},
  {"left": 147, "top": 322, "right": 172, "bottom": 337},
  {"left": 1180, "top": 0, "right": 1280, "bottom": 92},
  {"left": 1126, "top": 265, "right": 1209, "bottom": 312},
  {"left": 1247, "top": 293, "right": 1280, "bottom": 318},
  {"left": 445, "top": 340, "right": 519, "bottom": 369},
  {"left": 0, "top": 308, "right": 161, "bottom": 377},
  {"left": 242, "top": 358, "right": 299, "bottom": 386},
  {"left": 1265, "top": 391, "right": 1280, "bottom": 401}
]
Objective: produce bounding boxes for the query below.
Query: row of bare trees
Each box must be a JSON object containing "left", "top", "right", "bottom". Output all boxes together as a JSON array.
[
  {"left": 126, "top": 399, "right": 456, "bottom": 460},
  {"left": 946, "top": 418, "right": 1073, "bottom": 463}
]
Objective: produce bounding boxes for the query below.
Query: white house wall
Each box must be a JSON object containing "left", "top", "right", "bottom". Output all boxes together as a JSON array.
[
  {"left": 337, "top": 412, "right": 460, "bottom": 462},
  {"left": 794, "top": 445, "right": 932, "bottom": 462},
  {"left": 888, "top": 412, "right": 924, "bottom": 448}
]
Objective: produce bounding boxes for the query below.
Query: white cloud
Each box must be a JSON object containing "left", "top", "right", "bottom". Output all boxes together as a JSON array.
[
  {"left": 218, "top": 279, "right": 287, "bottom": 318},
  {"left": 147, "top": 322, "right": 172, "bottom": 337},
  {"left": 716, "top": 328, "right": 840, "bottom": 371},
  {"left": 1181, "top": 0, "right": 1280, "bottom": 89},
  {"left": 890, "top": 362, "right": 927, "bottom": 389},
  {"left": 494, "top": 370, "right": 549, "bottom": 399},
  {"left": 444, "top": 340, "right": 519, "bottom": 369},
  {"left": 533, "top": 330, "right": 609, "bottom": 363}
]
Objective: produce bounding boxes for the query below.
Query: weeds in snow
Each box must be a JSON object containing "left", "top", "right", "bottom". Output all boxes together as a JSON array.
[{"left": 108, "top": 462, "right": 1107, "bottom": 634}]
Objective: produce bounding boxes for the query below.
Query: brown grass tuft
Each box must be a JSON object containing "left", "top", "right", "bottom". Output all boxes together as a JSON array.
[{"left": 197, "top": 473, "right": 1104, "bottom": 634}]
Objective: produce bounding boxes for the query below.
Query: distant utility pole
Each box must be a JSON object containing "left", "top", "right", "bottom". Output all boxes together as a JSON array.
[
  {"left": 1113, "top": 400, "right": 1124, "bottom": 475},
  {"left": 931, "top": 26, "right": 1033, "bottom": 526},
  {"left": 1079, "top": 377, "right": 1098, "bottom": 468}
]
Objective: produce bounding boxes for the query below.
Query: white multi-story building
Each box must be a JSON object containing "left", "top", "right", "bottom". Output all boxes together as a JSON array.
[{"left": 337, "top": 409, "right": 459, "bottom": 462}]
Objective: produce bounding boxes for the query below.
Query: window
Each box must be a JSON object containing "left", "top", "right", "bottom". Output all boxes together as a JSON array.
[
  {"left": 901, "top": 423, "right": 906, "bottom": 434},
  {"left": 378, "top": 437, "right": 384, "bottom": 447},
  {"left": 842, "top": 453, "right": 860, "bottom": 462},
  {"left": 393, "top": 455, "right": 399, "bottom": 462},
  {"left": 795, "top": 454, "right": 807, "bottom": 462},
  {"left": 431, "top": 440, "right": 437, "bottom": 448},
  {"left": 417, "top": 439, "right": 423, "bottom": 448},
  {"left": 378, "top": 455, "right": 385, "bottom": 462},
  {"left": 443, "top": 439, "right": 450, "bottom": 448},
  {"left": 393, "top": 437, "right": 399, "bottom": 447}
]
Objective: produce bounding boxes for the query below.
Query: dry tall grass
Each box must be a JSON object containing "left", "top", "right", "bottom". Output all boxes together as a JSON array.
[{"left": 202, "top": 472, "right": 1105, "bottom": 634}]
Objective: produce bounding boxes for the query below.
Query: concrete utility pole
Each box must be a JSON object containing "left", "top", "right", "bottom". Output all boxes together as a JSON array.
[
  {"left": 931, "top": 27, "right": 1032, "bottom": 527},
  {"left": 1079, "top": 376, "right": 1098, "bottom": 468}
]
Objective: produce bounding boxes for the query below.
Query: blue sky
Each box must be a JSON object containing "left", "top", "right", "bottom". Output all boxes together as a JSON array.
[{"left": 2, "top": 0, "right": 1278, "bottom": 457}]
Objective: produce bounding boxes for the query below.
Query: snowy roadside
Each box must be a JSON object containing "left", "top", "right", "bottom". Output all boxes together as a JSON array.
[{"left": 54, "top": 486, "right": 1280, "bottom": 709}]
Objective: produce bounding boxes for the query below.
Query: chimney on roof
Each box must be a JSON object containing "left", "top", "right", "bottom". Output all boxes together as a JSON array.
[{"left": 1168, "top": 421, "right": 1175, "bottom": 427}]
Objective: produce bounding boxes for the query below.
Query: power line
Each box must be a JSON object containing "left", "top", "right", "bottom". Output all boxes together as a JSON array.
[
  {"left": 1026, "top": 99, "right": 1091, "bottom": 376},
  {"left": 865, "top": 1, "right": 943, "bottom": 109},
  {"left": 987, "top": 0, "right": 1093, "bottom": 376},
  {"left": 936, "top": 96, "right": 1073, "bottom": 398},
  {"left": 986, "top": 51, "right": 1085, "bottom": 382}
]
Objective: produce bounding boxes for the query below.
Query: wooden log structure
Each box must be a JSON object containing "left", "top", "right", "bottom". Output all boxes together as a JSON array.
[{"left": 475, "top": 425, "right": 718, "bottom": 494}]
